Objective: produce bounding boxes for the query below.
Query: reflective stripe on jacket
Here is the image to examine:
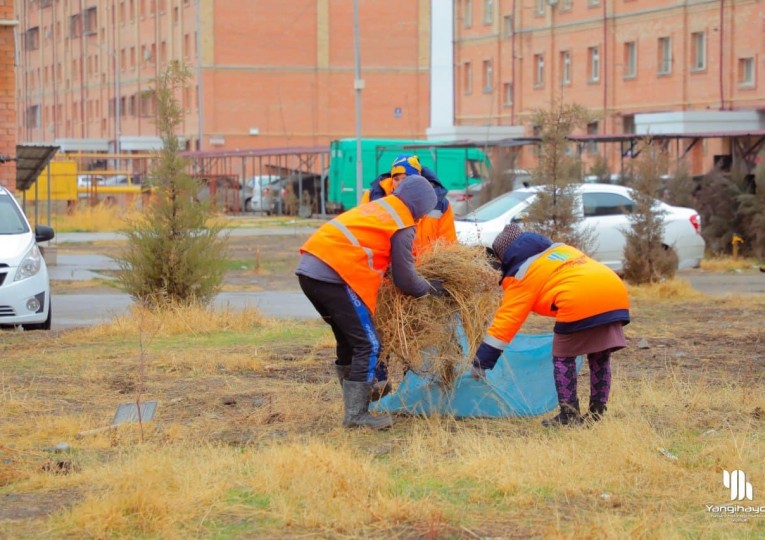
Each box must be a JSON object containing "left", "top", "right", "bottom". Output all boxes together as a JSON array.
[
  {"left": 362, "top": 171, "right": 456, "bottom": 256},
  {"left": 300, "top": 195, "right": 415, "bottom": 313},
  {"left": 484, "top": 244, "right": 630, "bottom": 351}
]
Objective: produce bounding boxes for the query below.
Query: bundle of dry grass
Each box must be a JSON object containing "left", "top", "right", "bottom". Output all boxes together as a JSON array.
[{"left": 374, "top": 241, "right": 501, "bottom": 387}]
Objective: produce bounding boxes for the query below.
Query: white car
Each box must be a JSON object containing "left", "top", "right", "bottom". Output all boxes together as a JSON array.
[
  {"left": 454, "top": 183, "right": 705, "bottom": 272},
  {"left": 0, "top": 185, "right": 55, "bottom": 330}
]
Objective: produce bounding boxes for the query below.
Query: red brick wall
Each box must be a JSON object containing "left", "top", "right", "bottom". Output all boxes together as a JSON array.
[{"left": 0, "top": 2, "right": 16, "bottom": 189}]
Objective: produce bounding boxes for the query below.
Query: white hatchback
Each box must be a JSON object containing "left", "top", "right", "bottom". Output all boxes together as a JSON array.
[
  {"left": 454, "top": 183, "right": 705, "bottom": 272},
  {"left": 0, "top": 185, "right": 55, "bottom": 330}
]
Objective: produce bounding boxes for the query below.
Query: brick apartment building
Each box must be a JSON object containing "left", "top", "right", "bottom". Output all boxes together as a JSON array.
[
  {"left": 1, "top": 2, "right": 17, "bottom": 188},
  {"left": 450, "top": 0, "right": 765, "bottom": 175},
  {"left": 15, "top": 0, "right": 431, "bottom": 153}
]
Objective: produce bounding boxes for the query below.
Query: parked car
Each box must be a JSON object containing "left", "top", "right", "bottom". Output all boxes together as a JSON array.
[
  {"left": 447, "top": 169, "right": 532, "bottom": 218},
  {"left": 0, "top": 185, "right": 55, "bottom": 330},
  {"left": 246, "top": 175, "right": 283, "bottom": 215},
  {"left": 454, "top": 183, "right": 705, "bottom": 272},
  {"left": 195, "top": 175, "right": 254, "bottom": 213}
]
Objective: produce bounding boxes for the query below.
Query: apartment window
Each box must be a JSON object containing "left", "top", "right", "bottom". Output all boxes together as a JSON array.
[
  {"left": 130, "top": 46, "right": 136, "bottom": 67},
  {"left": 691, "top": 31, "right": 706, "bottom": 71},
  {"left": 658, "top": 37, "right": 671, "bottom": 74},
  {"left": 561, "top": 0, "right": 573, "bottom": 11},
  {"left": 588, "top": 46, "right": 600, "bottom": 82},
  {"left": 40, "top": 0, "right": 52, "bottom": 7},
  {"left": 25, "top": 105, "right": 40, "bottom": 129},
  {"left": 483, "top": 0, "right": 493, "bottom": 24},
  {"left": 482, "top": 60, "right": 493, "bottom": 92},
  {"left": 140, "top": 91, "right": 156, "bottom": 117},
  {"left": 25, "top": 27, "right": 40, "bottom": 51},
  {"left": 151, "top": 43, "right": 157, "bottom": 64},
  {"left": 503, "top": 83, "right": 513, "bottom": 105},
  {"left": 84, "top": 7, "right": 97, "bottom": 34},
  {"left": 142, "top": 45, "right": 149, "bottom": 63},
  {"left": 463, "top": 61, "right": 473, "bottom": 94},
  {"left": 184, "top": 33, "right": 190, "bottom": 58},
  {"left": 560, "top": 50, "right": 571, "bottom": 85},
  {"left": 120, "top": 1, "right": 125, "bottom": 23},
  {"left": 129, "top": 95, "right": 136, "bottom": 116},
  {"left": 534, "top": 54, "right": 544, "bottom": 87},
  {"left": 503, "top": 15, "right": 513, "bottom": 38},
  {"left": 623, "top": 41, "right": 637, "bottom": 79},
  {"left": 586, "top": 122, "right": 599, "bottom": 153},
  {"left": 535, "top": 0, "right": 544, "bottom": 16},
  {"left": 120, "top": 48, "right": 126, "bottom": 70},
  {"left": 173, "top": 6, "right": 179, "bottom": 24},
  {"left": 69, "top": 14, "right": 82, "bottom": 38},
  {"left": 140, "top": 0, "right": 146, "bottom": 18},
  {"left": 159, "top": 0, "right": 167, "bottom": 13},
  {"left": 160, "top": 41, "right": 167, "bottom": 63},
  {"left": 588, "top": 0, "right": 600, "bottom": 6},
  {"left": 129, "top": 0, "right": 135, "bottom": 20},
  {"left": 464, "top": 0, "right": 473, "bottom": 28},
  {"left": 738, "top": 57, "right": 755, "bottom": 87},
  {"left": 120, "top": 97, "right": 127, "bottom": 117}
]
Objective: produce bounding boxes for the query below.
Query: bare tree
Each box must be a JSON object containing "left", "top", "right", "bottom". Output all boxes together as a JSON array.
[
  {"left": 622, "top": 138, "right": 678, "bottom": 284},
  {"left": 523, "top": 98, "right": 594, "bottom": 252}
]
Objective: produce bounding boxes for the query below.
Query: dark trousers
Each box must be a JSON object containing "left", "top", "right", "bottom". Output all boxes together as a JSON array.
[{"left": 298, "top": 275, "right": 380, "bottom": 383}]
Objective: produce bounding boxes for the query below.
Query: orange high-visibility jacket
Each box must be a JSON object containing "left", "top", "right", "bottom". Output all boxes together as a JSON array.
[
  {"left": 362, "top": 175, "right": 456, "bottom": 257},
  {"left": 484, "top": 243, "right": 630, "bottom": 351},
  {"left": 300, "top": 195, "right": 415, "bottom": 313}
]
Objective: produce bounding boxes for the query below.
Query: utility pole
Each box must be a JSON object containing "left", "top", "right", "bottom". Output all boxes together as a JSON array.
[{"left": 353, "top": 0, "right": 363, "bottom": 205}]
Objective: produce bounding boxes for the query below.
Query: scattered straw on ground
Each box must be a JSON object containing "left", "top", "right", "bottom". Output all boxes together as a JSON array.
[{"left": 374, "top": 241, "right": 500, "bottom": 387}]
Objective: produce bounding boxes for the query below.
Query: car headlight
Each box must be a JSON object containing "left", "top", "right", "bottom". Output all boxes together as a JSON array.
[{"left": 14, "top": 244, "right": 42, "bottom": 282}]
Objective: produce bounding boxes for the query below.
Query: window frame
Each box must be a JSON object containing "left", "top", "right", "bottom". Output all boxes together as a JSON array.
[
  {"left": 657, "top": 36, "right": 672, "bottom": 75},
  {"left": 690, "top": 31, "right": 706, "bottom": 72},
  {"left": 588, "top": 46, "right": 600, "bottom": 83},
  {"left": 623, "top": 41, "right": 637, "bottom": 79}
]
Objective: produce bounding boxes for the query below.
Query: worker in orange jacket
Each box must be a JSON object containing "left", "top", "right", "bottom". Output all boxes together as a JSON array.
[
  {"left": 296, "top": 175, "right": 447, "bottom": 430},
  {"left": 362, "top": 154, "right": 457, "bottom": 257},
  {"left": 471, "top": 223, "right": 631, "bottom": 426},
  {"left": 362, "top": 154, "right": 458, "bottom": 396}
]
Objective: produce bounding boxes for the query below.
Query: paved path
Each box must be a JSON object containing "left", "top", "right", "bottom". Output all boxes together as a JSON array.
[{"left": 47, "top": 231, "right": 765, "bottom": 330}]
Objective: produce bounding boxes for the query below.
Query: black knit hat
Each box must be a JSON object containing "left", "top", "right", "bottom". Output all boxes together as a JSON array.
[{"left": 492, "top": 223, "right": 524, "bottom": 259}]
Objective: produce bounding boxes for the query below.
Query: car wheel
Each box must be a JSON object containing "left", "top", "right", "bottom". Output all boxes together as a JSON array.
[
  {"left": 25, "top": 303, "right": 52, "bottom": 331},
  {"left": 244, "top": 198, "right": 254, "bottom": 212}
]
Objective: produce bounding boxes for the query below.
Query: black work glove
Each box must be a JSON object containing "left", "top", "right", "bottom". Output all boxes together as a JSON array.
[{"left": 427, "top": 279, "right": 450, "bottom": 298}]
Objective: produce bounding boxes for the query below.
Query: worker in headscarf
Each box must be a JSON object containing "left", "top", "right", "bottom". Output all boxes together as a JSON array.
[{"left": 471, "top": 223, "right": 630, "bottom": 426}]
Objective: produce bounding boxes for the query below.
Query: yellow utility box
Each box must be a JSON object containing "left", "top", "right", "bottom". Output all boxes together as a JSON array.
[{"left": 24, "top": 160, "right": 78, "bottom": 201}]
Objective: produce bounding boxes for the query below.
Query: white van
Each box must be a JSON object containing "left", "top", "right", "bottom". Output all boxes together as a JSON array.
[{"left": 0, "top": 185, "right": 55, "bottom": 330}]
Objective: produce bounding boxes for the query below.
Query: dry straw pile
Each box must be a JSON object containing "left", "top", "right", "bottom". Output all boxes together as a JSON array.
[{"left": 374, "top": 241, "right": 501, "bottom": 387}]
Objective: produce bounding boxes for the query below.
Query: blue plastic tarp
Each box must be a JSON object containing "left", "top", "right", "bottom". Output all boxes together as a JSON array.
[{"left": 370, "top": 333, "right": 582, "bottom": 418}]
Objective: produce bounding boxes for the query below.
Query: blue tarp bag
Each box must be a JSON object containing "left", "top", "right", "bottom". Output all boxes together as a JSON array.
[{"left": 370, "top": 332, "right": 583, "bottom": 418}]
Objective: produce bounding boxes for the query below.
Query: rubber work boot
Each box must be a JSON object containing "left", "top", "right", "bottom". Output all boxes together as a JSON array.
[
  {"left": 342, "top": 380, "right": 393, "bottom": 430},
  {"left": 541, "top": 400, "right": 583, "bottom": 427},
  {"left": 370, "top": 379, "right": 392, "bottom": 402},
  {"left": 583, "top": 401, "right": 607, "bottom": 423},
  {"left": 334, "top": 363, "right": 352, "bottom": 390}
]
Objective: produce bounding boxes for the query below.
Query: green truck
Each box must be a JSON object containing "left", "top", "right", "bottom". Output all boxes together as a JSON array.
[{"left": 327, "top": 138, "right": 490, "bottom": 213}]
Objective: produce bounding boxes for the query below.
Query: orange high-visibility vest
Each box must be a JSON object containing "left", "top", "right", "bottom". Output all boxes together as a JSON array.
[
  {"left": 485, "top": 244, "right": 630, "bottom": 348},
  {"left": 300, "top": 195, "right": 415, "bottom": 313},
  {"left": 413, "top": 203, "right": 457, "bottom": 257}
]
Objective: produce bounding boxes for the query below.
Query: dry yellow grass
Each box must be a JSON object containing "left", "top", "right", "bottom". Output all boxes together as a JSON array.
[
  {"left": 1, "top": 297, "right": 764, "bottom": 538},
  {"left": 374, "top": 242, "right": 500, "bottom": 386},
  {"left": 701, "top": 256, "right": 761, "bottom": 272}
]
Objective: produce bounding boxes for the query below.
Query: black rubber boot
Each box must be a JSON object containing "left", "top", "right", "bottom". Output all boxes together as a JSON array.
[
  {"left": 334, "top": 363, "right": 351, "bottom": 390},
  {"left": 541, "top": 400, "right": 583, "bottom": 427},
  {"left": 584, "top": 401, "right": 607, "bottom": 423},
  {"left": 342, "top": 380, "right": 393, "bottom": 430}
]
